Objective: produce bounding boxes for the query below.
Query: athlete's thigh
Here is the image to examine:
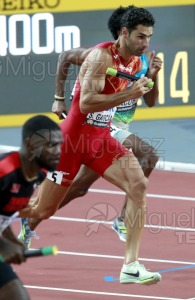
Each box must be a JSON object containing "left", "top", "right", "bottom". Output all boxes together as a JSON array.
[
  {"left": 0, "top": 263, "right": 29, "bottom": 300},
  {"left": 103, "top": 152, "right": 144, "bottom": 193},
  {"left": 72, "top": 165, "right": 100, "bottom": 187},
  {"left": 35, "top": 178, "right": 69, "bottom": 214},
  {"left": 0, "top": 263, "right": 17, "bottom": 288},
  {"left": 123, "top": 134, "right": 154, "bottom": 159},
  {"left": 111, "top": 126, "right": 131, "bottom": 147},
  {"left": 88, "top": 132, "right": 130, "bottom": 176},
  {"left": 0, "top": 279, "right": 30, "bottom": 300}
]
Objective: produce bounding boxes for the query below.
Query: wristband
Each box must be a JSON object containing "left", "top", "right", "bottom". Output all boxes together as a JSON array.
[{"left": 54, "top": 95, "right": 65, "bottom": 101}]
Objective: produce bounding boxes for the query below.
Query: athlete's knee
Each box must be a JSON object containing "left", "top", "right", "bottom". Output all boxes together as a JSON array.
[
  {"left": 33, "top": 206, "right": 57, "bottom": 220},
  {"left": 70, "top": 185, "right": 89, "bottom": 198},
  {"left": 127, "top": 175, "right": 148, "bottom": 207},
  {"left": 141, "top": 146, "right": 159, "bottom": 170},
  {"left": 122, "top": 135, "right": 133, "bottom": 149},
  {"left": 77, "top": 189, "right": 89, "bottom": 197},
  {"left": 42, "top": 209, "right": 57, "bottom": 219},
  {"left": 147, "top": 147, "right": 159, "bottom": 168},
  {"left": 134, "top": 176, "right": 148, "bottom": 199},
  {"left": 0, "top": 279, "right": 30, "bottom": 300},
  {"left": 70, "top": 172, "right": 98, "bottom": 198}
]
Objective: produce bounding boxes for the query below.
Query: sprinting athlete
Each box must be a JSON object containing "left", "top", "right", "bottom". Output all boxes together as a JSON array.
[
  {"left": 19, "top": 6, "right": 162, "bottom": 285},
  {"left": 53, "top": 49, "right": 161, "bottom": 244},
  {"left": 51, "top": 6, "right": 161, "bottom": 242},
  {"left": 19, "top": 5, "right": 162, "bottom": 246},
  {"left": 0, "top": 115, "right": 62, "bottom": 300}
]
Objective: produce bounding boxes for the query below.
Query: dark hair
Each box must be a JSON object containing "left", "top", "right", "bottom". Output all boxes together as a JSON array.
[
  {"left": 120, "top": 7, "right": 155, "bottom": 34},
  {"left": 107, "top": 6, "right": 136, "bottom": 40},
  {"left": 22, "top": 115, "right": 60, "bottom": 141}
]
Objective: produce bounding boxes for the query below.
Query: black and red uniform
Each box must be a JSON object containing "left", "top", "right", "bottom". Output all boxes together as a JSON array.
[
  {"left": 0, "top": 151, "right": 46, "bottom": 287},
  {"left": 0, "top": 152, "right": 46, "bottom": 216}
]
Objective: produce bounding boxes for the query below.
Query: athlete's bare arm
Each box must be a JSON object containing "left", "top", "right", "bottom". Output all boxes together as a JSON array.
[
  {"left": 55, "top": 47, "right": 92, "bottom": 96},
  {"left": 53, "top": 47, "right": 161, "bottom": 117},
  {"left": 79, "top": 48, "right": 154, "bottom": 113},
  {"left": 0, "top": 236, "right": 25, "bottom": 264},
  {"left": 143, "top": 51, "right": 162, "bottom": 107},
  {"left": 52, "top": 47, "right": 92, "bottom": 119}
]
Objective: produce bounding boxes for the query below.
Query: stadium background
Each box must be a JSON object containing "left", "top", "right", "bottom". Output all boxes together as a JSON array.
[
  {"left": 0, "top": 4, "right": 195, "bottom": 299},
  {"left": 0, "top": 0, "right": 194, "bottom": 165}
]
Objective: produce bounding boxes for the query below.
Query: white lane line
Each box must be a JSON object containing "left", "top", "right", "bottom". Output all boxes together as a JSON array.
[
  {"left": 24, "top": 285, "right": 184, "bottom": 300},
  {"left": 30, "top": 248, "right": 195, "bottom": 265},
  {"left": 55, "top": 251, "right": 195, "bottom": 265},
  {"left": 50, "top": 216, "right": 195, "bottom": 232},
  {"left": 89, "top": 189, "right": 195, "bottom": 201}
]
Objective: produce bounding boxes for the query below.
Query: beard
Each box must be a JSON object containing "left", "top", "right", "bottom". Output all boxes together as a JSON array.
[{"left": 35, "top": 156, "right": 57, "bottom": 172}]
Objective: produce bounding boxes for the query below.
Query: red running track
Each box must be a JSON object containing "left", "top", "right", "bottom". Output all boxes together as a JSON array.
[{"left": 13, "top": 169, "right": 195, "bottom": 300}]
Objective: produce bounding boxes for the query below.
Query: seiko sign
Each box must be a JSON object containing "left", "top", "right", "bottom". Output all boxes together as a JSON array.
[
  {"left": 0, "top": 0, "right": 61, "bottom": 10},
  {"left": 0, "top": 12, "right": 80, "bottom": 56}
]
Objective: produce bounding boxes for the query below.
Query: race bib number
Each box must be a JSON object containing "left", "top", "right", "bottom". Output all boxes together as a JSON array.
[
  {"left": 85, "top": 108, "right": 116, "bottom": 127},
  {"left": 116, "top": 99, "right": 137, "bottom": 112},
  {"left": 47, "top": 171, "right": 63, "bottom": 185}
]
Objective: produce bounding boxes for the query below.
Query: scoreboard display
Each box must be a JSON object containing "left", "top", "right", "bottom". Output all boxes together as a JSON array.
[{"left": 0, "top": 0, "right": 194, "bottom": 125}]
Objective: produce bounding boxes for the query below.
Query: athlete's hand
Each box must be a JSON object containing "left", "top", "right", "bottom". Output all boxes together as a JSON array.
[
  {"left": 147, "top": 50, "right": 162, "bottom": 79},
  {"left": 126, "top": 76, "right": 153, "bottom": 99},
  {"left": 3, "top": 227, "right": 25, "bottom": 248},
  {"left": 52, "top": 100, "right": 68, "bottom": 120},
  {"left": 0, "top": 237, "right": 26, "bottom": 264}
]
